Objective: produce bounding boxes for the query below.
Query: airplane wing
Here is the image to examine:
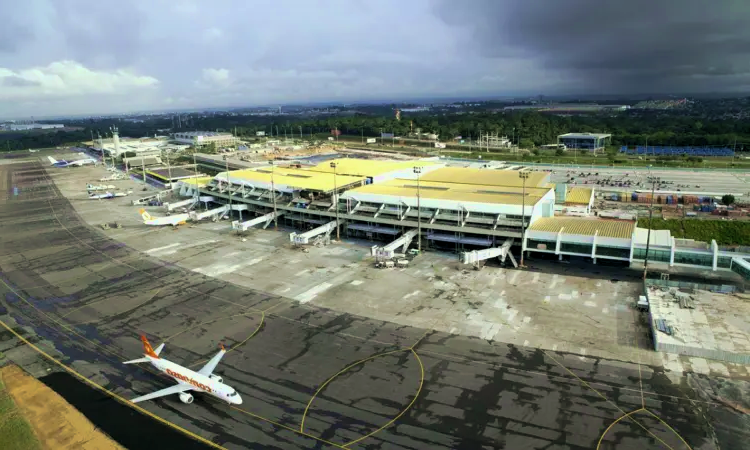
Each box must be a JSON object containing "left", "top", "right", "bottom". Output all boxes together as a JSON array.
[
  {"left": 197, "top": 347, "right": 226, "bottom": 377},
  {"left": 130, "top": 383, "right": 193, "bottom": 403}
]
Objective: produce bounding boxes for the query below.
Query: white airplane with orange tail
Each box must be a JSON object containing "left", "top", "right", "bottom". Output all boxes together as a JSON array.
[
  {"left": 139, "top": 208, "right": 191, "bottom": 227},
  {"left": 124, "top": 335, "right": 242, "bottom": 405}
]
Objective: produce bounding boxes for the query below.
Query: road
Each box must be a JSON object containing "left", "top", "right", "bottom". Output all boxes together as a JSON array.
[{"left": 0, "top": 160, "right": 729, "bottom": 449}]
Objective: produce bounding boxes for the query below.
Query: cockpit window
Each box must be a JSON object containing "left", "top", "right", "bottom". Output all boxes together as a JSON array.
[{"left": 228, "top": 391, "right": 237, "bottom": 397}]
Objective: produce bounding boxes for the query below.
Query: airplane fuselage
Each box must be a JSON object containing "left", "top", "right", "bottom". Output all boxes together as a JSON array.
[{"left": 145, "top": 356, "right": 241, "bottom": 404}]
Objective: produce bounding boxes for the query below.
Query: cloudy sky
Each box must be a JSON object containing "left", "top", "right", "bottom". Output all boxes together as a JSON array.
[{"left": 1, "top": 0, "right": 749, "bottom": 118}]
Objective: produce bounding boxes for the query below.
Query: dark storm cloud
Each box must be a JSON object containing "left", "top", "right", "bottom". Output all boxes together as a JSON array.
[{"left": 435, "top": 0, "right": 750, "bottom": 93}]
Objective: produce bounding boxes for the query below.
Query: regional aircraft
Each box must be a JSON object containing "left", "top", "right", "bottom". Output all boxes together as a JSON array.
[
  {"left": 139, "top": 208, "right": 190, "bottom": 227},
  {"left": 47, "top": 156, "right": 97, "bottom": 167},
  {"left": 125, "top": 335, "right": 242, "bottom": 405},
  {"left": 89, "top": 191, "right": 128, "bottom": 200}
]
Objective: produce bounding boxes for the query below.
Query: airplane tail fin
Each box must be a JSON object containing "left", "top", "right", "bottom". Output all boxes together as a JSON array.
[
  {"left": 139, "top": 208, "right": 153, "bottom": 222},
  {"left": 47, "top": 156, "right": 58, "bottom": 165},
  {"left": 140, "top": 334, "right": 160, "bottom": 359}
]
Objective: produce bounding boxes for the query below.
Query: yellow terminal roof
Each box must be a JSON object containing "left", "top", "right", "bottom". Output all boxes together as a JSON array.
[
  {"left": 347, "top": 179, "right": 551, "bottom": 206},
  {"left": 529, "top": 217, "right": 635, "bottom": 239},
  {"left": 419, "top": 167, "right": 550, "bottom": 188},
  {"left": 180, "top": 176, "right": 213, "bottom": 187},
  {"left": 307, "top": 158, "right": 439, "bottom": 178},
  {"left": 227, "top": 167, "right": 364, "bottom": 192},
  {"left": 566, "top": 187, "right": 594, "bottom": 205}
]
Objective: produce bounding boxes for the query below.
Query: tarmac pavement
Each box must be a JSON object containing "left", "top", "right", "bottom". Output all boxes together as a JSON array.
[{"left": 0, "top": 160, "right": 739, "bottom": 449}]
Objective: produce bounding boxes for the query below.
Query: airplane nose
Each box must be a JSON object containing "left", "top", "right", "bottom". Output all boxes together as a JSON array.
[{"left": 235, "top": 395, "right": 243, "bottom": 405}]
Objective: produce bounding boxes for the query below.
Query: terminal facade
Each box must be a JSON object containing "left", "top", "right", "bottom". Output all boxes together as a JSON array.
[{"left": 173, "top": 158, "right": 750, "bottom": 280}]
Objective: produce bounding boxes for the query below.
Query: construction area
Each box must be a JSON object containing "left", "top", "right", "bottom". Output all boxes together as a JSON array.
[{"left": 647, "top": 284, "right": 750, "bottom": 365}]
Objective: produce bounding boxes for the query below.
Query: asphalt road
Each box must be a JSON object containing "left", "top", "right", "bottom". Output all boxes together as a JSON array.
[{"left": 0, "top": 160, "right": 728, "bottom": 449}]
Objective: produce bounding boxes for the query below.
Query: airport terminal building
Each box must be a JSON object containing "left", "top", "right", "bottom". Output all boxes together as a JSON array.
[
  {"left": 174, "top": 158, "right": 750, "bottom": 278},
  {"left": 558, "top": 133, "right": 612, "bottom": 153}
]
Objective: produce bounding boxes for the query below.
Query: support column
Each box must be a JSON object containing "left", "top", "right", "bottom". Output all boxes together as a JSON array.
[
  {"left": 711, "top": 240, "right": 718, "bottom": 271},
  {"left": 670, "top": 236, "right": 676, "bottom": 266}
]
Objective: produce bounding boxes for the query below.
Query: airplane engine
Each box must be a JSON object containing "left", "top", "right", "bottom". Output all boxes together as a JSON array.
[
  {"left": 209, "top": 374, "right": 223, "bottom": 384},
  {"left": 179, "top": 393, "right": 194, "bottom": 404}
]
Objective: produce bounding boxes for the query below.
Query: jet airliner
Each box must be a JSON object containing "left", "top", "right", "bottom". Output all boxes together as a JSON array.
[
  {"left": 139, "top": 208, "right": 191, "bottom": 227},
  {"left": 125, "top": 335, "right": 242, "bottom": 405},
  {"left": 48, "top": 156, "right": 97, "bottom": 167}
]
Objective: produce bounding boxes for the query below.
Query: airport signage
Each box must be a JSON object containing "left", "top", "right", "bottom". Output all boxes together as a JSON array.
[{"left": 366, "top": 138, "right": 377, "bottom": 144}]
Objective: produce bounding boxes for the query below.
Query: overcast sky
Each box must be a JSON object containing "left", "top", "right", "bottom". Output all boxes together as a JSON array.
[{"left": 2, "top": 0, "right": 749, "bottom": 118}]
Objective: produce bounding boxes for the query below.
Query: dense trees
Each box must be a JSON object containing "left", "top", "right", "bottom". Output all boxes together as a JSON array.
[{"left": 3, "top": 107, "right": 750, "bottom": 152}]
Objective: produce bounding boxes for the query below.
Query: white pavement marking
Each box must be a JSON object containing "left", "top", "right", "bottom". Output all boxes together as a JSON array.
[
  {"left": 145, "top": 243, "right": 181, "bottom": 254},
  {"left": 403, "top": 290, "right": 421, "bottom": 299},
  {"left": 350, "top": 280, "right": 363, "bottom": 286},
  {"left": 295, "top": 282, "right": 333, "bottom": 304}
]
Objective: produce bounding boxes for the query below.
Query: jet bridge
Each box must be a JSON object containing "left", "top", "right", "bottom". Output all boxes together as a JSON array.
[
  {"left": 290, "top": 219, "right": 344, "bottom": 246},
  {"left": 189, "top": 205, "right": 229, "bottom": 221},
  {"left": 371, "top": 229, "right": 418, "bottom": 260},
  {"left": 232, "top": 211, "right": 284, "bottom": 232},
  {"left": 131, "top": 189, "right": 174, "bottom": 206},
  {"left": 460, "top": 238, "right": 518, "bottom": 268},
  {"left": 165, "top": 197, "right": 198, "bottom": 211}
]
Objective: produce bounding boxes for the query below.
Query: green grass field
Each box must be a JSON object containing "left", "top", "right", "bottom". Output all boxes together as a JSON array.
[
  {"left": 637, "top": 218, "right": 750, "bottom": 246},
  {"left": 0, "top": 375, "right": 41, "bottom": 450}
]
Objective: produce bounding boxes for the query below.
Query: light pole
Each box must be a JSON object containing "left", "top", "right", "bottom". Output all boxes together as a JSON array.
[
  {"left": 224, "top": 155, "right": 232, "bottom": 223},
  {"left": 269, "top": 161, "right": 278, "bottom": 230},
  {"left": 413, "top": 166, "right": 422, "bottom": 253},
  {"left": 330, "top": 161, "right": 339, "bottom": 240},
  {"left": 642, "top": 175, "right": 660, "bottom": 280},
  {"left": 519, "top": 170, "right": 530, "bottom": 267}
]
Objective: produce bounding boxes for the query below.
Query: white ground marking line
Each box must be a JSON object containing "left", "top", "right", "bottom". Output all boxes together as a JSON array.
[
  {"left": 295, "top": 282, "right": 333, "bottom": 304},
  {"left": 145, "top": 243, "right": 181, "bottom": 254},
  {"left": 350, "top": 280, "right": 363, "bottom": 286}
]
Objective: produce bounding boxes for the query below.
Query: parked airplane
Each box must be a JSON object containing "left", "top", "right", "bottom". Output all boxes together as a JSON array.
[
  {"left": 124, "top": 335, "right": 242, "bottom": 405},
  {"left": 47, "top": 156, "right": 97, "bottom": 167},
  {"left": 139, "top": 208, "right": 190, "bottom": 227},
  {"left": 87, "top": 183, "right": 116, "bottom": 191},
  {"left": 89, "top": 191, "right": 129, "bottom": 200}
]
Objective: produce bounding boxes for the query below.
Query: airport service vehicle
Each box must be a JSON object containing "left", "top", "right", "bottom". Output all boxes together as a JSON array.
[
  {"left": 47, "top": 156, "right": 97, "bottom": 167},
  {"left": 139, "top": 208, "right": 190, "bottom": 227},
  {"left": 125, "top": 335, "right": 242, "bottom": 405}
]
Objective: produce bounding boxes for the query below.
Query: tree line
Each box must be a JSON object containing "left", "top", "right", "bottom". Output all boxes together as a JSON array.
[{"left": 3, "top": 110, "right": 750, "bottom": 152}]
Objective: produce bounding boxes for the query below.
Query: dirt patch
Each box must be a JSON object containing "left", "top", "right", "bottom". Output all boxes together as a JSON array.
[{"left": 1, "top": 365, "right": 123, "bottom": 450}]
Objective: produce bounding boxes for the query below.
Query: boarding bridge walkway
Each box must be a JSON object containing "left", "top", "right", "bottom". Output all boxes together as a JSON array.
[
  {"left": 290, "top": 219, "right": 344, "bottom": 246},
  {"left": 460, "top": 238, "right": 518, "bottom": 268},
  {"left": 131, "top": 189, "right": 175, "bottom": 206},
  {"left": 371, "top": 229, "right": 419, "bottom": 260},
  {"left": 165, "top": 197, "right": 198, "bottom": 212},
  {"left": 232, "top": 211, "right": 284, "bottom": 232},
  {"left": 189, "top": 205, "right": 230, "bottom": 221}
]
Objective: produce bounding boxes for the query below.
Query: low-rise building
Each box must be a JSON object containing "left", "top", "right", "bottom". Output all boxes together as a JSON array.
[{"left": 173, "top": 131, "right": 237, "bottom": 148}]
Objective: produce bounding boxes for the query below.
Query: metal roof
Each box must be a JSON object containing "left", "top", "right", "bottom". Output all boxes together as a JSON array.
[
  {"left": 307, "top": 158, "right": 440, "bottom": 178},
  {"left": 227, "top": 167, "right": 364, "bottom": 192},
  {"left": 529, "top": 217, "right": 635, "bottom": 238},
  {"left": 565, "top": 187, "right": 594, "bottom": 205},
  {"left": 180, "top": 176, "right": 213, "bottom": 187},
  {"left": 633, "top": 227, "right": 673, "bottom": 247},
  {"left": 174, "top": 131, "right": 233, "bottom": 137},
  {"left": 558, "top": 133, "right": 612, "bottom": 139},
  {"left": 347, "top": 179, "right": 551, "bottom": 206},
  {"left": 419, "top": 167, "right": 550, "bottom": 188}
]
